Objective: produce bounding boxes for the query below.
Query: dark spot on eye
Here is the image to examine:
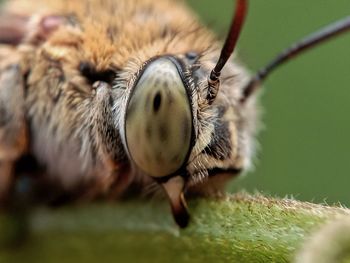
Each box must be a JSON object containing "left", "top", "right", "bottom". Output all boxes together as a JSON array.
[
  {"left": 165, "top": 89, "right": 174, "bottom": 104},
  {"left": 79, "top": 61, "right": 116, "bottom": 85},
  {"left": 185, "top": 51, "right": 198, "bottom": 60},
  {"left": 163, "top": 81, "right": 169, "bottom": 89},
  {"left": 155, "top": 151, "right": 163, "bottom": 163},
  {"left": 171, "top": 154, "right": 181, "bottom": 163},
  {"left": 153, "top": 92, "right": 162, "bottom": 112},
  {"left": 145, "top": 122, "right": 152, "bottom": 138},
  {"left": 154, "top": 79, "right": 161, "bottom": 87},
  {"left": 158, "top": 122, "right": 168, "bottom": 142}
]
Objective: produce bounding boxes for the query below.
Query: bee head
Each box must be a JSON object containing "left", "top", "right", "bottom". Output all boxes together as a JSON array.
[
  {"left": 121, "top": 0, "right": 350, "bottom": 227},
  {"left": 121, "top": 0, "right": 250, "bottom": 227}
]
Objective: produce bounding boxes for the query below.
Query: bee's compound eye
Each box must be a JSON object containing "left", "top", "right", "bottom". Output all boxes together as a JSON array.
[{"left": 125, "top": 58, "right": 192, "bottom": 178}]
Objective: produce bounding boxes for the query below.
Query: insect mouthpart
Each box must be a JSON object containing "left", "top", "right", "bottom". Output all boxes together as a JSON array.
[{"left": 124, "top": 56, "right": 193, "bottom": 227}]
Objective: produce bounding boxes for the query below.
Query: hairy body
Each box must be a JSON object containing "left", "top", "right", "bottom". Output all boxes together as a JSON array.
[{"left": 0, "top": 0, "right": 257, "bottom": 207}]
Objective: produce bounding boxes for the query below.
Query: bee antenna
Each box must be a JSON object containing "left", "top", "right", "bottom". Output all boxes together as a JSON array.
[
  {"left": 241, "top": 15, "right": 350, "bottom": 103},
  {"left": 206, "top": 0, "right": 248, "bottom": 104}
]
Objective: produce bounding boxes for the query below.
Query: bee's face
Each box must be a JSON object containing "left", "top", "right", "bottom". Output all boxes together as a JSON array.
[
  {"left": 122, "top": 52, "right": 255, "bottom": 180},
  {"left": 118, "top": 50, "right": 257, "bottom": 226}
]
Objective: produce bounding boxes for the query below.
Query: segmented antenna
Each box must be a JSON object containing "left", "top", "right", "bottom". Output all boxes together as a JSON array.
[
  {"left": 206, "top": 0, "right": 248, "bottom": 104},
  {"left": 241, "top": 16, "right": 350, "bottom": 103}
]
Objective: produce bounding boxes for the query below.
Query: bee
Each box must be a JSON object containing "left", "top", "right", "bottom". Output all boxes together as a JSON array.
[{"left": 0, "top": 0, "right": 349, "bottom": 228}]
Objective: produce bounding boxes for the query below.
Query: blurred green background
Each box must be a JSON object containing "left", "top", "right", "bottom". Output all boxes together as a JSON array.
[{"left": 188, "top": 0, "right": 350, "bottom": 205}]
